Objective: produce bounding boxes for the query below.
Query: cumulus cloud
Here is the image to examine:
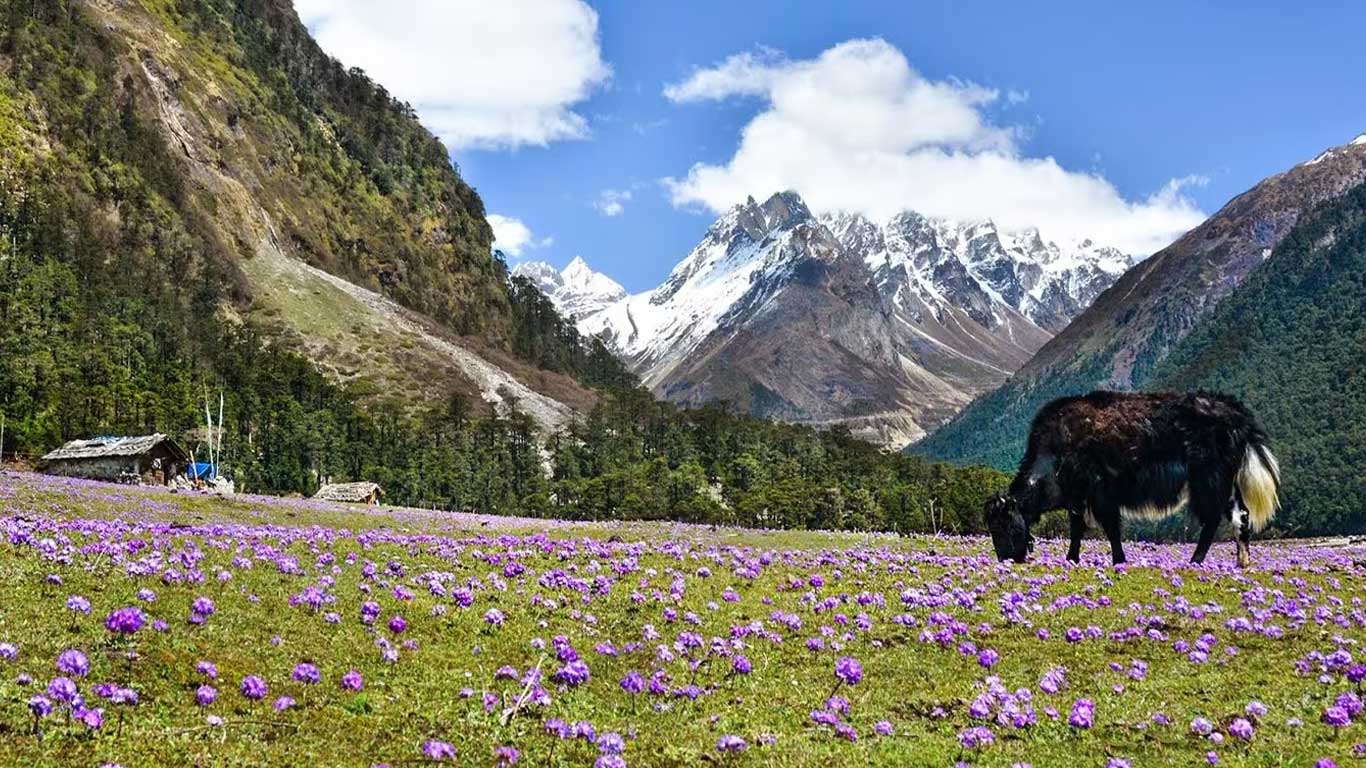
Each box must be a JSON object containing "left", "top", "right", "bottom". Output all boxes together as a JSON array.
[
  {"left": 294, "top": 0, "right": 611, "bottom": 150},
  {"left": 593, "top": 189, "right": 632, "bottom": 217},
  {"left": 662, "top": 39, "right": 1204, "bottom": 255},
  {"left": 488, "top": 214, "right": 552, "bottom": 257}
]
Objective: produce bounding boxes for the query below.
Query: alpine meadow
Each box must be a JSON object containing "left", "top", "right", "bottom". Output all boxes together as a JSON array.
[{"left": 3, "top": 2, "right": 1366, "bottom": 768}]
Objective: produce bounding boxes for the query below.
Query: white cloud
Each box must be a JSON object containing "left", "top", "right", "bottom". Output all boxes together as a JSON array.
[
  {"left": 488, "top": 214, "right": 552, "bottom": 257},
  {"left": 294, "top": 0, "right": 611, "bottom": 150},
  {"left": 662, "top": 39, "right": 1205, "bottom": 255},
  {"left": 593, "top": 189, "right": 632, "bottom": 217}
]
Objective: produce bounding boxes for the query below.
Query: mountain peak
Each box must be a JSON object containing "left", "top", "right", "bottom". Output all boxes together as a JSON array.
[
  {"left": 563, "top": 255, "right": 593, "bottom": 278},
  {"left": 516, "top": 257, "right": 625, "bottom": 320},
  {"left": 758, "top": 190, "right": 812, "bottom": 229}
]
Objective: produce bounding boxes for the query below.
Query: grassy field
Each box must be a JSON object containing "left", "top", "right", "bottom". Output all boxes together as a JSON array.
[{"left": 0, "top": 470, "right": 1361, "bottom": 767}]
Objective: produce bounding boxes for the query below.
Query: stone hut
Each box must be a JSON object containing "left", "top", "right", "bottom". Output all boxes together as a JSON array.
[
  {"left": 42, "top": 434, "right": 189, "bottom": 485},
  {"left": 312, "top": 481, "right": 383, "bottom": 505}
]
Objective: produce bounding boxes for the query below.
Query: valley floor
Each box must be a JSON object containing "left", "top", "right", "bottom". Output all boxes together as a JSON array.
[{"left": 0, "top": 470, "right": 1361, "bottom": 767}]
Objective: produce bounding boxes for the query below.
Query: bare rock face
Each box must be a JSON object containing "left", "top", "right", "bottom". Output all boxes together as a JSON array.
[{"left": 533, "top": 191, "right": 1132, "bottom": 447}]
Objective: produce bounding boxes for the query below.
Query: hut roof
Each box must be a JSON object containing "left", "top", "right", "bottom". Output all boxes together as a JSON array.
[
  {"left": 42, "top": 434, "right": 188, "bottom": 462},
  {"left": 312, "top": 482, "right": 383, "bottom": 503}
]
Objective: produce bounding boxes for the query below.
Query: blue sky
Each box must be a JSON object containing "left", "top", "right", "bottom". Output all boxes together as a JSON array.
[{"left": 300, "top": 1, "right": 1366, "bottom": 293}]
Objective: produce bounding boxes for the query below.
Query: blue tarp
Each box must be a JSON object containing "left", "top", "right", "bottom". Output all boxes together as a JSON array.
[{"left": 188, "top": 462, "right": 217, "bottom": 480}]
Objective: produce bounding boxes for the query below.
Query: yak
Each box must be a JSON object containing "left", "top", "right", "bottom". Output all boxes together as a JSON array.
[{"left": 984, "top": 391, "right": 1280, "bottom": 567}]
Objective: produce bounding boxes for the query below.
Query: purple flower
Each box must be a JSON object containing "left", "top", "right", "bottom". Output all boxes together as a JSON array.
[
  {"left": 553, "top": 660, "right": 591, "bottom": 687},
  {"left": 196, "top": 684, "right": 217, "bottom": 707},
  {"left": 874, "top": 720, "right": 894, "bottom": 736},
  {"left": 104, "top": 606, "right": 145, "bottom": 635},
  {"left": 1106, "top": 760, "right": 1131, "bottom": 768},
  {"left": 593, "top": 732, "right": 622, "bottom": 756},
  {"left": 1069, "top": 698, "right": 1095, "bottom": 729},
  {"left": 1337, "top": 691, "right": 1363, "bottom": 717},
  {"left": 620, "top": 671, "right": 645, "bottom": 694},
  {"left": 1246, "top": 701, "right": 1268, "bottom": 719},
  {"left": 273, "top": 696, "right": 295, "bottom": 712},
  {"left": 192, "top": 596, "right": 215, "bottom": 616},
  {"left": 46, "top": 676, "right": 78, "bottom": 703},
  {"left": 0, "top": 643, "right": 17, "bottom": 661},
  {"left": 732, "top": 655, "right": 752, "bottom": 675},
  {"left": 1039, "top": 666, "right": 1067, "bottom": 694},
  {"left": 716, "top": 735, "right": 747, "bottom": 753},
  {"left": 196, "top": 660, "right": 218, "bottom": 679},
  {"left": 240, "top": 675, "right": 268, "bottom": 701},
  {"left": 66, "top": 595, "right": 91, "bottom": 614},
  {"left": 342, "top": 669, "right": 364, "bottom": 691},
  {"left": 834, "top": 656, "right": 863, "bottom": 686},
  {"left": 811, "top": 709, "right": 839, "bottom": 727},
  {"left": 56, "top": 649, "right": 90, "bottom": 677},
  {"left": 977, "top": 649, "right": 1000, "bottom": 669},
  {"left": 422, "top": 740, "right": 456, "bottom": 761},
  {"left": 388, "top": 615, "right": 408, "bottom": 634},
  {"left": 1228, "top": 717, "right": 1254, "bottom": 741},
  {"left": 1191, "top": 717, "right": 1215, "bottom": 735},
  {"left": 484, "top": 609, "right": 506, "bottom": 627},
  {"left": 28, "top": 695, "right": 52, "bottom": 718},
  {"left": 493, "top": 745, "right": 519, "bottom": 766},
  {"left": 1323, "top": 705, "right": 1352, "bottom": 728},
  {"left": 75, "top": 705, "right": 104, "bottom": 729},
  {"left": 958, "top": 726, "right": 995, "bottom": 749},
  {"left": 292, "top": 662, "right": 321, "bottom": 685}
]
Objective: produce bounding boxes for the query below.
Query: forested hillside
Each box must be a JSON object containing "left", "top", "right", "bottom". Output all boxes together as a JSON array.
[
  {"left": 1151, "top": 181, "right": 1366, "bottom": 535},
  {"left": 914, "top": 137, "right": 1366, "bottom": 473},
  {"left": 0, "top": 0, "right": 1003, "bottom": 535}
]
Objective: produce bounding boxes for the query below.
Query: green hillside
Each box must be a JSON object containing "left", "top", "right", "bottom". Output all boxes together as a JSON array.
[{"left": 1151, "top": 182, "right": 1366, "bottom": 535}]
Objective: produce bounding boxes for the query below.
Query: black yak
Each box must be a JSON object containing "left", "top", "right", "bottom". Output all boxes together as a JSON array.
[{"left": 984, "top": 391, "right": 1280, "bottom": 567}]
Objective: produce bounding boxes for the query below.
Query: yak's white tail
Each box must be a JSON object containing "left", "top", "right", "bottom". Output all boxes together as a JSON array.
[{"left": 1236, "top": 444, "right": 1281, "bottom": 532}]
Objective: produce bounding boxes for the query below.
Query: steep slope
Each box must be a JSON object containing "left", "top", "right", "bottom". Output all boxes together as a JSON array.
[
  {"left": 3, "top": 0, "right": 599, "bottom": 434},
  {"left": 915, "top": 136, "right": 1366, "bottom": 468},
  {"left": 1149, "top": 180, "right": 1366, "bottom": 535},
  {"left": 0, "top": 0, "right": 607, "bottom": 464},
  {"left": 553, "top": 192, "right": 1129, "bottom": 446}
]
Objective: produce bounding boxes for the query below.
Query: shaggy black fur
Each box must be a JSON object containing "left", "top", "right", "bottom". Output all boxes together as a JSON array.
[{"left": 984, "top": 391, "right": 1279, "bottom": 566}]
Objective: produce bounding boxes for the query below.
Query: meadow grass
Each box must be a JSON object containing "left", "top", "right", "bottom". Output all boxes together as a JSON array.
[{"left": 0, "top": 470, "right": 1361, "bottom": 767}]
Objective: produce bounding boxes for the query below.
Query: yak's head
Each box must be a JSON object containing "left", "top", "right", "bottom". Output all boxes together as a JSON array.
[{"left": 984, "top": 493, "right": 1029, "bottom": 563}]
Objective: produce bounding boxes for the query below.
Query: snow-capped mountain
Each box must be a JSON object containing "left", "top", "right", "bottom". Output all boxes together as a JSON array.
[
  {"left": 534, "top": 191, "right": 1134, "bottom": 447},
  {"left": 826, "top": 210, "right": 1132, "bottom": 333},
  {"left": 513, "top": 256, "right": 626, "bottom": 320}
]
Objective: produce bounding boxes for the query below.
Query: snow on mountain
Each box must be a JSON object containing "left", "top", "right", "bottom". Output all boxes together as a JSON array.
[
  {"left": 513, "top": 256, "right": 626, "bottom": 320},
  {"left": 828, "top": 210, "right": 1133, "bottom": 333},
  {"left": 577, "top": 192, "right": 830, "bottom": 386},
  {"left": 530, "top": 191, "right": 1133, "bottom": 447}
]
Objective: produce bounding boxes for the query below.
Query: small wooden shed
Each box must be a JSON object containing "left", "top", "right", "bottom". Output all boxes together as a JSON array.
[
  {"left": 42, "top": 434, "right": 189, "bottom": 485},
  {"left": 312, "top": 481, "right": 383, "bottom": 505}
]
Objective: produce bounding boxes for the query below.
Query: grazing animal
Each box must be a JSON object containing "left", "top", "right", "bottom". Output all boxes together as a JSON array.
[{"left": 984, "top": 391, "right": 1280, "bottom": 567}]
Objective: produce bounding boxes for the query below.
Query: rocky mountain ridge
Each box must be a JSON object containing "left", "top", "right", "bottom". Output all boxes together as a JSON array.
[{"left": 526, "top": 191, "right": 1133, "bottom": 445}]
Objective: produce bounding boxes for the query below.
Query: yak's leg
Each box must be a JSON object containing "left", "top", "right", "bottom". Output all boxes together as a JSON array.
[
  {"left": 1066, "top": 510, "right": 1086, "bottom": 563},
  {"left": 1190, "top": 519, "right": 1219, "bottom": 564},
  {"left": 1189, "top": 468, "right": 1232, "bottom": 565},
  {"left": 1095, "top": 499, "right": 1125, "bottom": 565},
  {"left": 1232, "top": 490, "right": 1252, "bottom": 568}
]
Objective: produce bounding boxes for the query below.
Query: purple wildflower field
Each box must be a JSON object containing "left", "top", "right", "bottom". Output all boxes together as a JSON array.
[{"left": 1, "top": 470, "right": 1364, "bottom": 767}]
